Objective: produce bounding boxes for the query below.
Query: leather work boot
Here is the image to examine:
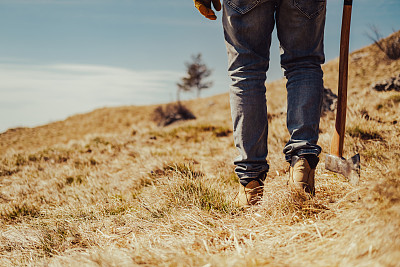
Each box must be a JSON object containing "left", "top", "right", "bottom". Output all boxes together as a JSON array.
[
  {"left": 235, "top": 179, "right": 264, "bottom": 207},
  {"left": 288, "top": 155, "right": 319, "bottom": 196}
]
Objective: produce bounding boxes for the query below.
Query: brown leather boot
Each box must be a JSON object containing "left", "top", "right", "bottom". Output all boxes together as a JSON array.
[
  {"left": 235, "top": 180, "right": 264, "bottom": 207},
  {"left": 288, "top": 156, "right": 317, "bottom": 195}
]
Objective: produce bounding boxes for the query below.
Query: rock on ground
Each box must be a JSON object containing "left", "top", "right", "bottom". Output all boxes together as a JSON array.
[{"left": 371, "top": 74, "right": 400, "bottom": 92}]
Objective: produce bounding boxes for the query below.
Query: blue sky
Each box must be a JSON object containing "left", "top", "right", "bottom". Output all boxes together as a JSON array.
[{"left": 0, "top": 0, "right": 399, "bottom": 132}]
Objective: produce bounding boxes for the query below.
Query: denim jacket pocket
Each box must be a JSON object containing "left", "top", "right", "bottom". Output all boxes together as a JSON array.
[
  {"left": 293, "top": 0, "right": 326, "bottom": 19},
  {"left": 225, "top": 0, "right": 265, "bottom": 15}
]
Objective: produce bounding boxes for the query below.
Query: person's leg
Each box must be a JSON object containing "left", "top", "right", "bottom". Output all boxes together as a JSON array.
[
  {"left": 276, "top": 0, "right": 326, "bottom": 162},
  {"left": 222, "top": 0, "right": 276, "bottom": 188},
  {"left": 276, "top": 0, "right": 327, "bottom": 194}
]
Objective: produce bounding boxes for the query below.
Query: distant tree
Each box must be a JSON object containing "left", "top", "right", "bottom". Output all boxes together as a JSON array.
[
  {"left": 176, "top": 53, "right": 213, "bottom": 101},
  {"left": 366, "top": 25, "right": 400, "bottom": 60}
]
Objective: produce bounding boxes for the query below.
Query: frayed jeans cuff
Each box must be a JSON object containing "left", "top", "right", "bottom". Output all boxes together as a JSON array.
[
  {"left": 239, "top": 171, "right": 267, "bottom": 187},
  {"left": 285, "top": 148, "right": 321, "bottom": 162}
]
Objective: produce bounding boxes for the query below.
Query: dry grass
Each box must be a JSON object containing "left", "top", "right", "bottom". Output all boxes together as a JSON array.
[{"left": 1, "top": 32, "right": 400, "bottom": 266}]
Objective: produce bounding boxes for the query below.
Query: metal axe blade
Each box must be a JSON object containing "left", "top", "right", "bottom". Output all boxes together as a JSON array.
[{"left": 325, "top": 153, "right": 360, "bottom": 185}]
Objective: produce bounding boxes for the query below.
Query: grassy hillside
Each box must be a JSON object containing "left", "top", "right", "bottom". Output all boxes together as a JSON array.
[{"left": 1, "top": 32, "right": 399, "bottom": 266}]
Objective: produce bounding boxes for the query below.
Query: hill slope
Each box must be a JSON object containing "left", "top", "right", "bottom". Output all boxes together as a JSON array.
[{"left": 0, "top": 32, "right": 399, "bottom": 266}]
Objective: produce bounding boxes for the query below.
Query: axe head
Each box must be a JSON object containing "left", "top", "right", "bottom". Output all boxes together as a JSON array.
[{"left": 325, "top": 153, "right": 360, "bottom": 185}]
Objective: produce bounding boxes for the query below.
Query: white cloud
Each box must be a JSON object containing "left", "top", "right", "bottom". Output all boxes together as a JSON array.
[{"left": 0, "top": 63, "right": 181, "bottom": 132}]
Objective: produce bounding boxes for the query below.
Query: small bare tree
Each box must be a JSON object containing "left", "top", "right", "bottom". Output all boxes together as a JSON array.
[
  {"left": 177, "top": 53, "right": 213, "bottom": 101},
  {"left": 366, "top": 25, "right": 400, "bottom": 60}
]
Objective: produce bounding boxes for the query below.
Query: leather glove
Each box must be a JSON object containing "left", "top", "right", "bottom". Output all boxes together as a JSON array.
[{"left": 194, "top": 0, "right": 221, "bottom": 20}]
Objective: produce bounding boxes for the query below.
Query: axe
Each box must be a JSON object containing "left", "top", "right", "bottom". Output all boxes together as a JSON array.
[{"left": 325, "top": 0, "right": 360, "bottom": 185}]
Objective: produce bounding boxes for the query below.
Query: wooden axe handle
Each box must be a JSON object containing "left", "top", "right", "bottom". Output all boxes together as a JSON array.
[{"left": 330, "top": 0, "right": 353, "bottom": 158}]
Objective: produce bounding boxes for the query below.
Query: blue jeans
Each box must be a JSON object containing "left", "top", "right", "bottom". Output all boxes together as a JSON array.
[{"left": 223, "top": 0, "right": 326, "bottom": 185}]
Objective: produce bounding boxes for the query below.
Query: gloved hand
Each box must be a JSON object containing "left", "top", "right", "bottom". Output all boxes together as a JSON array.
[{"left": 194, "top": 0, "right": 221, "bottom": 20}]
